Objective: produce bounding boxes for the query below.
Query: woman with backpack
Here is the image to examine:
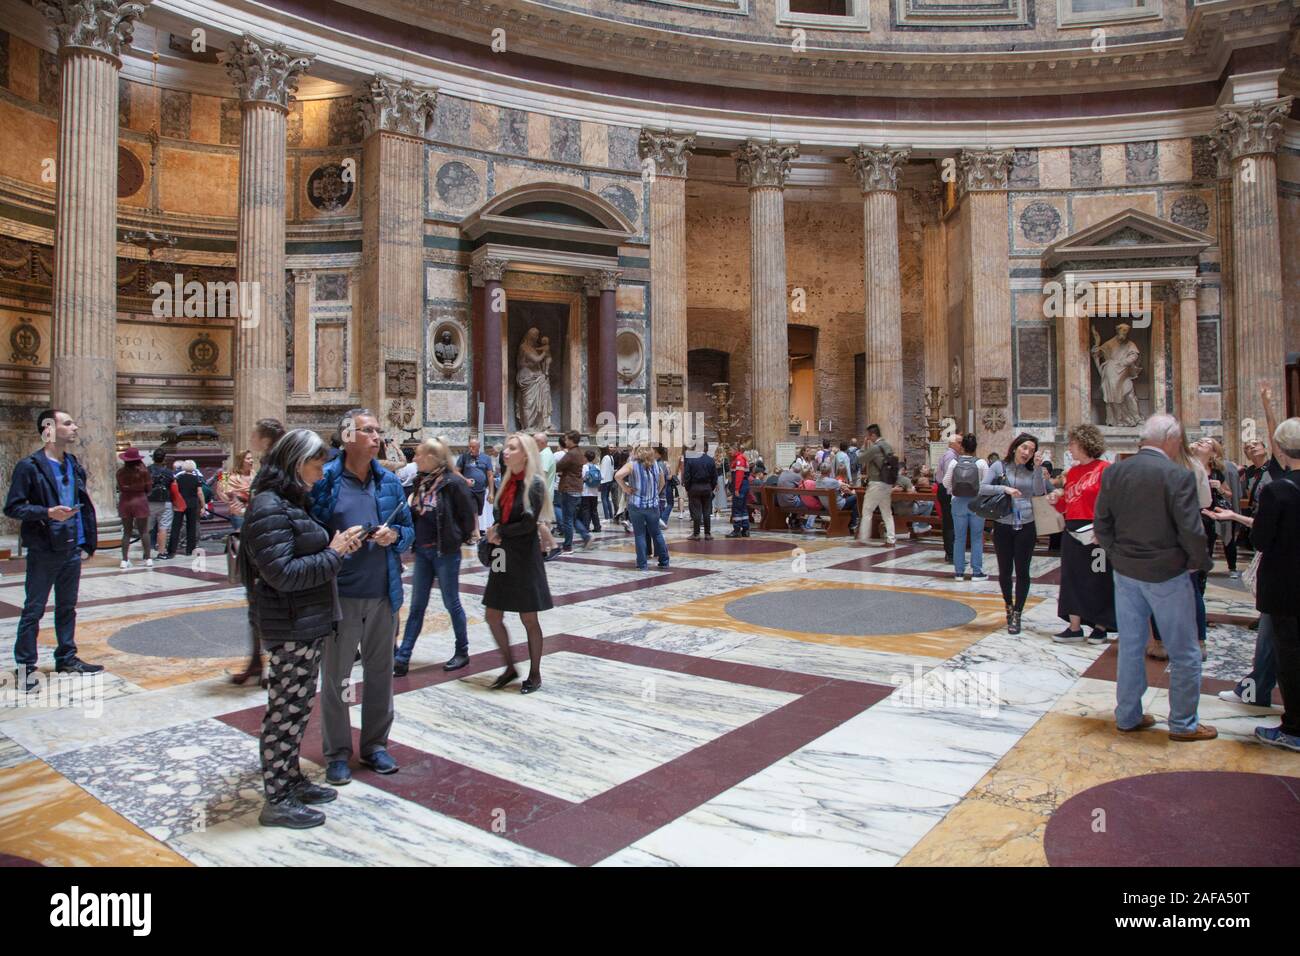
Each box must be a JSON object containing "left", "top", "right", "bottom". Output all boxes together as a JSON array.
[
  {"left": 580, "top": 449, "right": 603, "bottom": 535},
  {"left": 942, "top": 433, "right": 989, "bottom": 582},
  {"left": 980, "top": 432, "right": 1049, "bottom": 635},
  {"left": 1046, "top": 424, "right": 1115, "bottom": 644}
]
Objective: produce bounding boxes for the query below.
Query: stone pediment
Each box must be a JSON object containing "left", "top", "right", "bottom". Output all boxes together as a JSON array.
[{"left": 1043, "top": 208, "right": 1212, "bottom": 270}]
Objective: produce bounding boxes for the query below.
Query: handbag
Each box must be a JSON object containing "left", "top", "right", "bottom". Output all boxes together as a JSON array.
[
  {"left": 478, "top": 538, "right": 498, "bottom": 568},
  {"left": 1242, "top": 550, "right": 1261, "bottom": 598},
  {"left": 225, "top": 531, "right": 242, "bottom": 585},
  {"left": 972, "top": 466, "right": 1013, "bottom": 521},
  {"left": 1031, "top": 495, "right": 1066, "bottom": 535}
]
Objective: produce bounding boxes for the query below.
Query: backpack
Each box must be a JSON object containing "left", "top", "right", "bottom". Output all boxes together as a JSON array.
[
  {"left": 148, "top": 465, "right": 173, "bottom": 502},
  {"left": 880, "top": 451, "right": 900, "bottom": 486},
  {"left": 583, "top": 463, "right": 602, "bottom": 488},
  {"left": 950, "top": 455, "right": 981, "bottom": 498}
]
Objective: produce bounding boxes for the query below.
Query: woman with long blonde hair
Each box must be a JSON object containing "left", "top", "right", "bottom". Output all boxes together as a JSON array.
[
  {"left": 616, "top": 443, "right": 669, "bottom": 571},
  {"left": 482, "top": 432, "right": 553, "bottom": 693},
  {"left": 393, "top": 438, "right": 479, "bottom": 678}
]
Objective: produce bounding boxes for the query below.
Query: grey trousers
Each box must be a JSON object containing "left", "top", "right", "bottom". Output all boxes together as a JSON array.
[{"left": 320, "top": 596, "right": 397, "bottom": 762}]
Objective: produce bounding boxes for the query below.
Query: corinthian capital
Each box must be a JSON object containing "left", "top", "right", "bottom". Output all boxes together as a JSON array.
[
  {"left": 469, "top": 257, "right": 508, "bottom": 286},
  {"left": 357, "top": 75, "right": 437, "bottom": 138},
  {"left": 1171, "top": 277, "right": 1201, "bottom": 301},
  {"left": 38, "top": 0, "right": 146, "bottom": 60},
  {"left": 638, "top": 129, "right": 696, "bottom": 179},
  {"left": 957, "top": 148, "right": 1012, "bottom": 195},
  {"left": 734, "top": 139, "right": 799, "bottom": 189},
  {"left": 226, "top": 35, "right": 314, "bottom": 110},
  {"left": 846, "top": 146, "right": 911, "bottom": 193},
  {"left": 1212, "top": 98, "right": 1294, "bottom": 162}
]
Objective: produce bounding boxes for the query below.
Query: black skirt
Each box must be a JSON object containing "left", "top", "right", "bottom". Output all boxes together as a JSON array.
[
  {"left": 1057, "top": 518, "right": 1116, "bottom": 631},
  {"left": 481, "top": 477, "right": 553, "bottom": 614}
]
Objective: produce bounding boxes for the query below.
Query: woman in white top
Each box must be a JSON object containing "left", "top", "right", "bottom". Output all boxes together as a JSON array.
[{"left": 599, "top": 446, "right": 616, "bottom": 521}]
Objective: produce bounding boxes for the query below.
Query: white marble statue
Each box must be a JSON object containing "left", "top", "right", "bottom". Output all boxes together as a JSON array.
[
  {"left": 1090, "top": 322, "right": 1142, "bottom": 427},
  {"left": 515, "top": 327, "right": 553, "bottom": 431}
]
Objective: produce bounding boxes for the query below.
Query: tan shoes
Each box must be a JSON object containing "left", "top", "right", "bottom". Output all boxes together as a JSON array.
[
  {"left": 1118, "top": 714, "right": 1157, "bottom": 732},
  {"left": 1170, "top": 723, "right": 1218, "bottom": 742},
  {"left": 1145, "top": 639, "right": 1168, "bottom": 660}
]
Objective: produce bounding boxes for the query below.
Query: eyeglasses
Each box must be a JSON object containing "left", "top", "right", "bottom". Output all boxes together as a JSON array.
[{"left": 355, "top": 427, "right": 384, "bottom": 436}]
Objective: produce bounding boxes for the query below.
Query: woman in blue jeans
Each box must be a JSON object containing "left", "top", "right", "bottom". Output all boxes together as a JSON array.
[
  {"left": 616, "top": 444, "right": 668, "bottom": 570},
  {"left": 394, "top": 438, "right": 479, "bottom": 677}
]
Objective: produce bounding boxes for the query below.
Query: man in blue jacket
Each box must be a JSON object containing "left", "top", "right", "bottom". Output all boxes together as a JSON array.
[
  {"left": 310, "top": 408, "right": 413, "bottom": 784},
  {"left": 4, "top": 409, "right": 104, "bottom": 691}
]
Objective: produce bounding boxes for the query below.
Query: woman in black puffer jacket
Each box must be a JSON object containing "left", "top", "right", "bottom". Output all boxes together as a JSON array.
[{"left": 243, "top": 429, "right": 363, "bottom": 830}]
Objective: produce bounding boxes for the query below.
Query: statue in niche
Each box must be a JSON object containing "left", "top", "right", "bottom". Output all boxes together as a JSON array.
[
  {"left": 515, "top": 327, "right": 553, "bottom": 431},
  {"left": 434, "top": 329, "right": 459, "bottom": 368},
  {"left": 1090, "top": 322, "right": 1142, "bottom": 427}
]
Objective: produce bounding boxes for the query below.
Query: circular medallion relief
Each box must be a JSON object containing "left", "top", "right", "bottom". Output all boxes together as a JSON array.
[
  {"left": 1169, "top": 194, "right": 1210, "bottom": 233},
  {"left": 1020, "top": 201, "right": 1061, "bottom": 244},
  {"left": 430, "top": 319, "right": 465, "bottom": 375},
  {"left": 117, "top": 145, "right": 145, "bottom": 199},
  {"left": 306, "top": 163, "right": 355, "bottom": 212},
  {"left": 615, "top": 329, "right": 644, "bottom": 385},
  {"left": 435, "top": 161, "right": 481, "bottom": 210}
]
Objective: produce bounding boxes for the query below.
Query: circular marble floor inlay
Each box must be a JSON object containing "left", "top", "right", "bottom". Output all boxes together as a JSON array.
[
  {"left": 109, "top": 607, "right": 251, "bottom": 659},
  {"left": 724, "top": 587, "right": 976, "bottom": 635},
  {"left": 1045, "top": 771, "right": 1300, "bottom": 866}
]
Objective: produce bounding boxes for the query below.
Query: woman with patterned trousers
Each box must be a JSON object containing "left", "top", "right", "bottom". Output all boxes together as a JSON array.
[{"left": 243, "top": 429, "right": 363, "bottom": 829}]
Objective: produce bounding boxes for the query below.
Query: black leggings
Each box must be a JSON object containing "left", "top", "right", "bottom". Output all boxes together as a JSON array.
[{"left": 993, "top": 521, "right": 1036, "bottom": 611}]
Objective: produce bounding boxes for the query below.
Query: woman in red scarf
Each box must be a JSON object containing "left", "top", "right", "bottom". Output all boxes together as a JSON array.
[{"left": 1048, "top": 424, "right": 1115, "bottom": 644}]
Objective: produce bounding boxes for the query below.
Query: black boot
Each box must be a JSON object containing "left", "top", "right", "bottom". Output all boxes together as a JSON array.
[
  {"left": 1008, "top": 608, "right": 1022, "bottom": 635},
  {"left": 1005, "top": 604, "right": 1015, "bottom": 629}
]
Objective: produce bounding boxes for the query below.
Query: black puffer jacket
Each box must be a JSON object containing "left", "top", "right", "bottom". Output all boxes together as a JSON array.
[{"left": 242, "top": 489, "right": 341, "bottom": 644}]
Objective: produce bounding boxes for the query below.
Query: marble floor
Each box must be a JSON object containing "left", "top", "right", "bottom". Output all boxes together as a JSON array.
[{"left": 1, "top": 514, "right": 1296, "bottom": 867}]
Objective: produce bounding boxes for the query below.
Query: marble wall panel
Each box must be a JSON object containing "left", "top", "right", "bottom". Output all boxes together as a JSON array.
[
  {"left": 1100, "top": 144, "right": 1126, "bottom": 186},
  {"left": 427, "top": 388, "right": 468, "bottom": 422},
  {"left": 492, "top": 161, "right": 584, "bottom": 196},
  {"left": 1198, "top": 391, "right": 1221, "bottom": 423},
  {"left": 1012, "top": 195, "right": 1066, "bottom": 249},
  {"left": 286, "top": 100, "right": 304, "bottom": 148},
  {"left": 1157, "top": 137, "right": 1192, "bottom": 182},
  {"left": 6, "top": 35, "right": 38, "bottom": 103},
  {"left": 1070, "top": 191, "right": 1157, "bottom": 231},
  {"left": 426, "top": 266, "right": 469, "bottom": 303},
  {"left": 157, "top": 147, "right": 238, "bottom": 218},
  {"left": 1015, "top": 326, "right": 1051, "bottom": 389},
  {"left": 581, "top": 122, "right": 610, "bottom": 168},
  {"left": 1165, "top": 189, "right": 1215, "bottom": 237},
  {"left": 1038, "top": 147, "right": 1070, "bottom": 189},
  {"left": 37, "top": 49, "right": 58, "bottom": 110},
  {"left": 1124, "top": 141, "right": 1158, "bottom": 184},
  {"left": 0, "top": 30, "right": 9, "bottom": 89},
  {"left": 219, "top": 98, "right": 241, "bottom": 145},
  {"left": 607, "top": 126, "right": 640, "bottom": 172},
  {"left": 550, "top": 117, "right": 582, "bottom": 164},
  {"left": 1191, "top": 136, "right": 1218, "bottom": 179},
  {"left": 1018, "top": 393, "right": 1052, "bottom": 423},
  {"left": 1009, "top": 148, "right": 1039, "bottom": 188},
  {"left": 0, "top": 98, "right": 57, "bottom": 187},
  {"left": 160, "top": 89, "right": 191, "bottom": 140},
  {"left": 300, "top": 99, "right": 331, "bottom": 148},
  {"left": 1197, "top": 318, "right": 1219, "bottom": 387},
  {"left": 500, "top": 107, "right": 529, "bottom": 155},
  {"left": 189, "top": 93, "right": 222, "bottom": 145},
  {"left": 470, "top": 102, "right": 499, "bottom": 152},
  {"left": 1069, "top": 146, "right": 1102, "bottom": 188},
  {"left": 430, "top": 94, "right": 472, "bottom": 147},
  {"left": 428, "top": 153, "right": 487, "bottom": 216}
]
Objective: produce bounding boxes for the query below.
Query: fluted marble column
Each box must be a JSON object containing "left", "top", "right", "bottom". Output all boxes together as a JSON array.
[
  {"left": 472, "top": 257, "right": 508, "bottom": 432},
  {"left": 227, "top": 35, "right": 312, "bottom": 448},
  {"left": 640, "top": 129, "right": 694, "bottom": 448},
  {"left": 1170, "top": 278, "right": 1202, "bottom": 433},
  {"left": 920, "top": 183, "right": 949, "bottom": 407},
  {"left": 735, "top": 139, "right": 798, "bottom": 464},
  {"left": 958, "top": 148, "right": 1014, "bottom": 452},
  {"left": 42, "top": 0, "right": 145, "bottom": 511},
  {"left": 1215, "top": 154, "right": 1238, "bottom": 459},
  {"left": 357, "top": 75, "right": 435, "bottom": 433},
  {"left": 848, "top": 146, "right": 910, "bottom": 447},
  {"left": 1213, "top": 98, "right": 1292, "bottom": 443}
]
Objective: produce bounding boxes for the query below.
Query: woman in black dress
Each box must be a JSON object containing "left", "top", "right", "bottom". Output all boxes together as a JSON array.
[{"left": 482, "top": 432, "right": 554, "bottom": 694}]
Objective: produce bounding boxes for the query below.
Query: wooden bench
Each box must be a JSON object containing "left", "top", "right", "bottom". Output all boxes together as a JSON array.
[
  {"left": 854, "top": 488, "right": 939, "bottom": 540},
  {"left": 759, "top": 485, "right": 854, "bottom": 537}
]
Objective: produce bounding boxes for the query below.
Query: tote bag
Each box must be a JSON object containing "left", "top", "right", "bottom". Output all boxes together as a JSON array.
[{"left": 1031, "top": 495, "right": 1066, "bottom": 535}]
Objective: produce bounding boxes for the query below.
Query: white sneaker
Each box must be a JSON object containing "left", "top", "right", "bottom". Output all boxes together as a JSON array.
[
  {"left": 145, "top": 558, "right": 154, "bottom": 568},
  {"left": 119, "top": 560, "right": 132, "bottom": 571},
  {"left": 1217, "top": 689, "right": 1246, "bottom": 705},
  {"left": 952, "top": 573, "right": 964, "bottom": 581}
]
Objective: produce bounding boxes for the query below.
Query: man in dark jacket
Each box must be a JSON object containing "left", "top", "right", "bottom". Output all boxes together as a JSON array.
[
  {"left": 682, "top": 448, "right": 718, "bottom": 540},
  {"left": 4, "top": 409, "right": 104, "bottom": 690},
  {"left": 1095, "top": 413, "right": 1214, "bottom": 742},
  {"left": 310, "top": 408, "right": 414, "bottom": 785}
]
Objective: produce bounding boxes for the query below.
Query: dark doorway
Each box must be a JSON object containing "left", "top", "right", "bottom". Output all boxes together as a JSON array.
[{"left": 688, "top": 348, "right": 729, "bottom": 441}]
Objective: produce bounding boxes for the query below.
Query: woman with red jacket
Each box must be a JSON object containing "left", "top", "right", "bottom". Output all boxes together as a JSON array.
[{"left": 1048, "top": 424, "right": 1115, "bottom": 644}]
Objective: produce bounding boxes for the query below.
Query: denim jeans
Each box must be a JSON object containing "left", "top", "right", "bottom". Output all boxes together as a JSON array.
[
  {"left": 629, "top": 504, "right": 668, "bottom": 569},
  {"left": 1235, "top": 612, "right": 1278, "bottom": 706},
  {"left": 950, "top": 496, "right": 985, "bottom": 576},
  {"left": 395, "top": 546, "right": 467, "bottom": 664},
  {"left": 15, "top": 548, "right": 82, "bottom": 667},
  {"left": 559, "top": 492, "right": 589, "bottom": 549},
  {"left": 600, "top": 482, "right": 615, "bottom": 520},
  {"left": 229, "top": 514, "right": 244, "bottom": 531},
  {"left": 1114, "top": 571, "right": 1202, "bottom": 735}
]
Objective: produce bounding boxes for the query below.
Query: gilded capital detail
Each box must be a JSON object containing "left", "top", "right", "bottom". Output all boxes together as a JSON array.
[
  {"left": 1212, "top": 98, "right": 1294, "bottom": 161},
  {"left": 638, "top": 129, "right": 695, "bottom": 178},
  {"left": 225, "top": 35, "right": 314, "bottom": 109},
  {"left": 957, "top": 148, "right": 1013, "bottom": 194},
  {"left": 38, "top": 0, "right": 146, "bottom": 59},
  {"left": 846, "top": 146, "right": 911, "bottom": 193},
  {"left": 357, "top": 75, "right": 437, "bottom": 138},
  {"left": 734, "top": 139, "right": 799, "bottom": 189}
]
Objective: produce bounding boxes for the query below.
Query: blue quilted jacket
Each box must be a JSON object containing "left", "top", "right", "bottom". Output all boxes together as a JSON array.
[{"left": 309, "top": 456, "right": 414, "bottom": 612}]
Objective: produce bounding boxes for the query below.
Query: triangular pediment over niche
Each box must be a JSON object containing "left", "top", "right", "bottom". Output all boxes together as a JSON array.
[{"left": 1043, "top": 208, "right": 1213, "bottom": 269}]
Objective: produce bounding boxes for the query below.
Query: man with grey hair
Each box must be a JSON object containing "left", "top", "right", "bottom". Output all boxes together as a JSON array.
[
  {"left": 309, "top": 408, "right": 413, "bottom": 784},
  {"left": 1095, "top": 413, "right": 1215, "bottom": 741}
]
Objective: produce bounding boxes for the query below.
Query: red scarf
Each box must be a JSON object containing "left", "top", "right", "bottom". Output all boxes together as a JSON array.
[{"left": 498, "top": 471, "right": 520, "bottom": 522}]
